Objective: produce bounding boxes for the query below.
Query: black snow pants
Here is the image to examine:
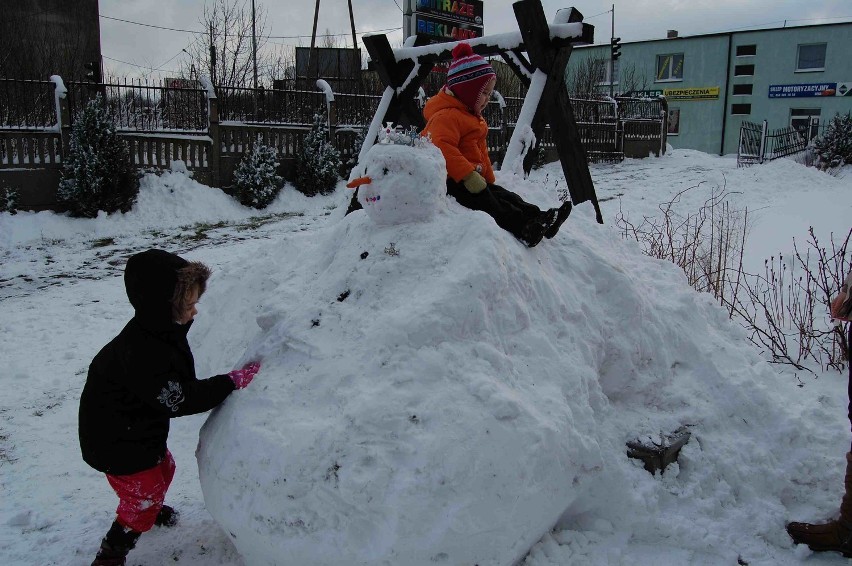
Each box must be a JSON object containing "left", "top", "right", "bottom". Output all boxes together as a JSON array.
[{"left": 446, "top": 179, "right": 542, "bottom": 239}]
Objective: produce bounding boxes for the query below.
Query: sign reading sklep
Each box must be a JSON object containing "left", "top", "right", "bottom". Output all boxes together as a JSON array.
[
  {"left": 768, "top": 83, "right": 838, "bottom": 98},
  {"left": 412, "top": 0, "right": 484, "bottom": 43}
]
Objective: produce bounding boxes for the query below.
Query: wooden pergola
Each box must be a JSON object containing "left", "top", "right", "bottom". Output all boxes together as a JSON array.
[{"left": 357, "top": 0, "right": 603, "bottom": 223}]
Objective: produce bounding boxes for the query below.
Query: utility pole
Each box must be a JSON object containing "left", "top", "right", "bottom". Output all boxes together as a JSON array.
[
  {"left": 252, "top": 0, "right": 259, "bottom": 119},
  {"left": 309, "top": 0, "right": 321, "bottom": 81},
  {"left": 348, "top": 0, "right": 357, "bottom": 53},
  {"left": 609, "top": 4, "right": 615, "bottom": 99},
  {"left": 252, "top": 0, "right": 258, "bottom": 90},
  {"left": 209, "top": 22, "right": 217, "bottom": 86}
]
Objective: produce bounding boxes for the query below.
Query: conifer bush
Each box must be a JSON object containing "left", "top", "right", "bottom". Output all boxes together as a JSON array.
[
  {"left": 58, "top": 95, "right": 138, "bottom": 217},
  {"left": 234, "top": 137, "right": 283, "bottom": 209},
  {"left": 813, "top": 112, "right": 852, "bottom": 170},
  {"left": 294, "top": 113, "right": 341, "bottom": 196},
  {"left": 0, "top": 187, "right": 19, "bottom": 215}
]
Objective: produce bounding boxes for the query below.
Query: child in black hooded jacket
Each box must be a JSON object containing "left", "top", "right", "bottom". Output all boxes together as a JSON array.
[{"left": 79, "top": 249, "right": 259, "bottom": 566}]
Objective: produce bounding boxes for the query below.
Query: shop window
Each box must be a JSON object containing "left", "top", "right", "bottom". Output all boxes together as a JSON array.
[
  {"left": 796, "top": 44, "right": 826, "bottom": 71},
  {"left": 667, "top": 108, "right": 680, "bottom": 135},
  {"left": 790, "top": 108, "right": 821, "bottom": 139},
  {"left": 655, "top": 53, "right": 683, "bottom": 82},
  {"left": 731, "top": 103, "right": 751, "bottom": 115},
  {"left": 734, "top": 64, "right": 755, "bottom": 76},
  {"left": 595, "top": 59, "right": 619, "bottom": 86},
  {"left": 732, "top": 84, "right": 753, "bottom": 96},
  {"left": 736, "top": 45, "right": 756, "bottom": 57}
]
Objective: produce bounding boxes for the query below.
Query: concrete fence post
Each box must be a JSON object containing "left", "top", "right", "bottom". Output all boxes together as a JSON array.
[
  {"left": 201, "top": 77, "right": 221, "bottom": 188},
  {"left": 53, "top": 77, "right": 71, "bottom": 163}
]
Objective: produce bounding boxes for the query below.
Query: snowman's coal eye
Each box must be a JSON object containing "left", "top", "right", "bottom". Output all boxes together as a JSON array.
[{"left": 382, "top": 167, "right": 389, "bottom": 176}]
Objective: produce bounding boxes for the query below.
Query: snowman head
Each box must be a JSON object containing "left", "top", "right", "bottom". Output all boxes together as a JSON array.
[{"left": 348, "top": 141, "right": 447, "bottom": 226}]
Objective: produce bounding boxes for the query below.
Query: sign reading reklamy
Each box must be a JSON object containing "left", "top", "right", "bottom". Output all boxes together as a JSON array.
[{"left": 413, "top": 0, "right": 484, "bottom": 43}]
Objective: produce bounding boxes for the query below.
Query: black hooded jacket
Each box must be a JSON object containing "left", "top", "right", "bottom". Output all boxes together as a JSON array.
[{"left": 79, "top": 249, "right": 235, "bottom": 475}]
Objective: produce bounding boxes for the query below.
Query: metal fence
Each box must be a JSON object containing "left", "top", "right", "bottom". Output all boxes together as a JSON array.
[
  {"left": 2, "top": 75, "right": 667, "bottom": 210},
  {"left": 0, "top": 78, "right": 57, "bottom": 129},
  {"left": 64, "top": 79, "right": 208, "bottom": 131},
  {"left": 737, "top": 120, "right": 812, "bottom": 167}
]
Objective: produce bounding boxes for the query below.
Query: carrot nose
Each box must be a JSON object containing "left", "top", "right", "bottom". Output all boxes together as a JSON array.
[{"left": 346, "top": 176, "right": 372, "bottom": 189}]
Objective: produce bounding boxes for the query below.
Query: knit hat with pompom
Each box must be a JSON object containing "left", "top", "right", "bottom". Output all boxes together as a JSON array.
[{"left": 446, "top": 42, "right": 496, "bottom": 113}]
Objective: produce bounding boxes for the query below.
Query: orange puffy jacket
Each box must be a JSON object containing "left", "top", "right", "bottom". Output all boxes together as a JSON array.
[{"left": 421, "top": 88, "right": 496, "bottom": 184}]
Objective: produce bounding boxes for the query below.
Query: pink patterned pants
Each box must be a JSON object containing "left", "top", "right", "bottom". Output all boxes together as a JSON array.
[{"left": 105, "top": 451, "right": 175, "bottom": 533}]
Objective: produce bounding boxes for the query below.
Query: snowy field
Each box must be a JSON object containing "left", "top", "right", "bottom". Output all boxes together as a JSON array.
[{"left": 1, "top": 150, "right": 851, "bottom": 565}]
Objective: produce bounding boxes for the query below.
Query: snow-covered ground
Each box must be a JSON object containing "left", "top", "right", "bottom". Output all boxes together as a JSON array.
[{"left": 1, "top": 150, "right": 850, "bottom": 565}]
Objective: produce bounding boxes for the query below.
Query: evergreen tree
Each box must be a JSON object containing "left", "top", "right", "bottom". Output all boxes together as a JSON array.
[
  {"left": 58, "top": 95, "right": 138, "bottom": 217},
  {"left": 234, "top": 137, "right": 283, "bottom": 209},
  {"left": 0, "top": 187, "right": 18, "bottom": 215},
  {"left": 294, "top": 113, "right": 341, "bottom": 196},
  {"left": 813, "top": 112, "right": 852, "bottom": 170}
]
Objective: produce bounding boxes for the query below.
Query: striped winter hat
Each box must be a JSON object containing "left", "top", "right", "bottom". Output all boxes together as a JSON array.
[{"left": 446, "top": 42, "right": 496, "bottom": 112}]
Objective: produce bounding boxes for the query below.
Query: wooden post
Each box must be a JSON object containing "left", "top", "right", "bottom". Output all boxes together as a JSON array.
[
  {"left": 513, "top": 0, "right": 602, "bottom": 223},
  {"left": 207, "top": 94, "right": 221, "bottom": 188},
  {"left": 327, "top": 97, "right": 337, "bottom": 148},
  {"left": 56, "top": 85, "right": 71, "bottom": 164}
]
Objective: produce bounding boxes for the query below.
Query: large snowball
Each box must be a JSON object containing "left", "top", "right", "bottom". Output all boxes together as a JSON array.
[{"left": 354, "top": 141, "right": 447, "bottom": 225}]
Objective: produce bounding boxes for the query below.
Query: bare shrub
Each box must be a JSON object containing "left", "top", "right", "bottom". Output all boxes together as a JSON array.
[
  {"left": 724, "top": 228, "right": 850, "bottom": 372},
  {"left": 618, "top": 183, "right": 850, "bottom": 374},
  {"left": 615, "top": 179, "right": 748, "bottom": 304}
]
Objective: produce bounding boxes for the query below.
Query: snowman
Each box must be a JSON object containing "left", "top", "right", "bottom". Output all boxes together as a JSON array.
[{"left": 346, "top": 125, "right": 448, "bottom": 226}]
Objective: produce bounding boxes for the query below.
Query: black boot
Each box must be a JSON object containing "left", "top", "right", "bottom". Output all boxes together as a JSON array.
[
  {"left": 154, "top": 504, "right": 179, "bottom": 528},
  {"left": 91, "top": 521, "right": 141, "bottom": 566},
  {"left": 519, "top": 209, "right": 555, "bottom": 247},
  {"left": 544, "top": 201, "right": 572, "bottom": 239}
]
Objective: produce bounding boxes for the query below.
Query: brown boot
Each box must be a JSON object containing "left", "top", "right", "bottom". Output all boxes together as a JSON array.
[
  {"left": 786, "top": 519, "right": 852, "bottom": 556},
  {"left": 91, "top": 520, "right": 141, "bottom": 566},
  {"left": 786, "top": 452, "right": 852, "bottom": 556}
]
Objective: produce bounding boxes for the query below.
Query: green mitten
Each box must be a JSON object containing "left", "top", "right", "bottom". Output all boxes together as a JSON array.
[{"left": 462, "top": 171, "right": 487, "bottom": 194}]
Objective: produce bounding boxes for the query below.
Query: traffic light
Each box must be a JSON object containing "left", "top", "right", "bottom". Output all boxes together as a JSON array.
[
  {"left": 610, "top": 37, "right": 622, "bottom": 61},
  {"left": 84, "top": 60, "right": 101, "bottom": 84}
]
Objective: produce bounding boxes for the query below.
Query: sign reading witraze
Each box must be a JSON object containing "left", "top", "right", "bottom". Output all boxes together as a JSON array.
[{"left": 413, "top": 0, "right": 484, "bottom": 43}]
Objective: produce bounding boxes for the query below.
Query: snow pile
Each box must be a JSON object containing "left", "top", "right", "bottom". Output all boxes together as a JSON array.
[
  {"left": 196, "top": 156, "right": 801, "bottom": 565},
  {"left": 0, "top": 163, "right": 329, "bottom": 249},
  {"left": 352, "top": 140, "right": 448, "bottom": 226}
]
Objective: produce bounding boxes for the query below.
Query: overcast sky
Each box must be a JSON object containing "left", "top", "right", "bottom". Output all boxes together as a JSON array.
[{"left": 98, "top": 0, "right": 851, "bottom": 80}]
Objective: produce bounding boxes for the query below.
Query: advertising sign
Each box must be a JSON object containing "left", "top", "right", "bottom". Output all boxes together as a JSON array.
[
  {"left": 768, "top": 83, "right": 837, "bottom": 98},
  {"left": 663, "top": 87, "right": 720, "bottom": 101},
  {"left": 415, "top": 14, "right": 481, "bottom": 41},
  {"left": 412, "top": 0, "right": 483, "bottom": 44},
  {"left": 415, "top": 0, "right": 483, "bottom": 26},
  {"left": 834, "top": 82, "right": 851, "bottom": 97}
]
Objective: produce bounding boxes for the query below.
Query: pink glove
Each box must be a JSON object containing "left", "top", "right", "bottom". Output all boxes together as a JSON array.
[{"left": 229, "top": 361, "right": 260, "bottom": 389}]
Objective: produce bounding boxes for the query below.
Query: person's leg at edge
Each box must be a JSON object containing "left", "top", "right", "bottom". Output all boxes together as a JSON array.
[{"left": 786, "top": 325, "right": 852, "bottom": 556}]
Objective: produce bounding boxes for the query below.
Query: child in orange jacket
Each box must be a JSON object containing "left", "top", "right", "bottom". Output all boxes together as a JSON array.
[{"left": 421, "top": 42, "right": 571, "bottom": 247}]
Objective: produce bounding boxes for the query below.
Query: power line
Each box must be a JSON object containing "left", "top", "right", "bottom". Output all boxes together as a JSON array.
[
  {"left": 100, "top": 13, "right": 399, "bottom": 41},
  {"left": 102, "top": 54, "right": 180, "bottom": 75}
]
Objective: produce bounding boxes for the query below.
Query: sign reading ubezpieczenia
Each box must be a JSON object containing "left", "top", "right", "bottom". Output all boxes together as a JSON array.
[
  {"left": 413, "top": 0, "right": 484, "bottom": 43},
  {"left": 768, "top": 83, "right": 838, "bottom": 98}
]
